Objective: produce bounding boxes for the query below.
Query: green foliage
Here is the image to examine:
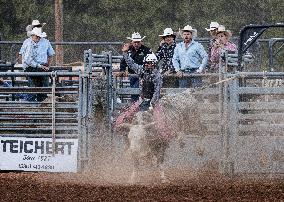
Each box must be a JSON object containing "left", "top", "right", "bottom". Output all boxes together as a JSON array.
[
  {"left": 0, "top": 0, "right": 283, "bottom": 63},
  {"left": 1, "top": 0, "right": 283, "bottom": 42}
]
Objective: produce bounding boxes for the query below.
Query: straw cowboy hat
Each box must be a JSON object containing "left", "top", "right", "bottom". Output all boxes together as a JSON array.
[
  {"left": 205, "top": 22, "right": 219, "bottom": 31},
  {"left": 216, "top": 25, "right": 232, "bottom": 38},
  {"left": 32, "top": 19, "right": 46, "bottom": 27},
  {"left": 126, "top": 32, "right": 146, "bottom": 41},
  {"left": 26, "top": 20, "right": 46, "bottom": 37},
  {"left": 180, "top": 25, "right": 197, "bottom": 38},
  {"left": 159, "top": 28, "right": 176, "bottom": 38},
  {"left": 30, "top": 27, "right": 46, "bottom": 38}
]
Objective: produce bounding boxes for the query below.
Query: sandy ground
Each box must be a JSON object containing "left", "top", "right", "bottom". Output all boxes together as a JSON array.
[{"left": 0, "top": 170, "right": 283, "bottom": 202}]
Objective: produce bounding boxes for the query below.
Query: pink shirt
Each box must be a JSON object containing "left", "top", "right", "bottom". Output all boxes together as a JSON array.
[{"left": 210, "top": 41, "right": 237, "bottom": 70}]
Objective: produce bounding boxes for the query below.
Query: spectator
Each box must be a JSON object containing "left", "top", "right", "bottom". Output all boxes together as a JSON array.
[
  {"left": 172, "top": 25, "right": 208, "bottom": 88},
  {"left": 210, "top": 25, "right": 237, "bottom": 71},
  {"left": 156, "top": 28, "right": 177, "bottom": 87},
  {"left": 156, "top": 28, "right": 176, "bottom": 74},
  {"left": 19, "top": 26, "right": 55, "bottom": 102},
  {"left": 26, "top": 19, "right": 46, "bottom": 37},
  {"left": 119, "top": 32, "right": 152, "bottom": 102},
  {"left": 205, "top": 21, "right": 219, "bottom": 70}
]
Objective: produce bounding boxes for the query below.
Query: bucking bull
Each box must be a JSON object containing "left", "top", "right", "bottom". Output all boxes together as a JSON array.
[
  {"left": 115, "top": 89, "right": 206, "bottom": 183},
  {"left": 115, "top": 106, "right": 170, "bottom": 183}
]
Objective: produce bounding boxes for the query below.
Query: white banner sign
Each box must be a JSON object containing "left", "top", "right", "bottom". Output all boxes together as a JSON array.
[{"left": 0, "top": 137, "right": 78, "bottom": 172}]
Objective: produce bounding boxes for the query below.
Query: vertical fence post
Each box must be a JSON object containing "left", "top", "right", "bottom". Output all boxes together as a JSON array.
[
  {"left": 219, "top": 50, "right": 235, "bottom": 176},
  {"left": 106, "top": 51, "right": 113, "bottom": 132},
  {"left": 228, "top": 75, "right": 239, "bottom": 177},
  {"left": 77, "top": 73, "right": 83, "bottom": 171},
  {"left": 51, "top": 71, "right": 57, "bottom": 156},
  {"left": 84, "top": 49, "right": 93, "bottom": 73},
  {"left": 219, "top": 50, "right": 226, "bottom": 174}
]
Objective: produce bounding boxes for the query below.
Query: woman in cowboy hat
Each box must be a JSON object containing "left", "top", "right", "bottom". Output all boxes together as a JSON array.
[
  {"left": 210, "top": 25, "right": 237, "bottom": 71},
  {"left": 156, "top": 28, "right": 176, "bottom": 74},
  {"left": 155, "top": 28, "right": 177, "bottom": 87}
]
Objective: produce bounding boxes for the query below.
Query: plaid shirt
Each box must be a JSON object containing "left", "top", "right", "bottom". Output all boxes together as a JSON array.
[
  {"left": 210, "top": 41, "right": 237, "bottom": 70},
  {"left": 123, "top": 53, "right": 162, "bottom": 105}
]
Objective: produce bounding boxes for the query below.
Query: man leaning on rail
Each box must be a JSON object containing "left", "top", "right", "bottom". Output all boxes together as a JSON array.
[
  {"left": 18, "top": 23, "right": 55, "bottom": 102},
  {"left": 172, "top": 25, "right": 208, "bottom": 88}
]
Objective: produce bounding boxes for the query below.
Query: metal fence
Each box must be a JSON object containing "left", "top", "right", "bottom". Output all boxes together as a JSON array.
[
  {"left": 1, "top": 37, "right": 283, "bottom": 71},
  {"left": 85, "top": 49, "right": 284, "bottom": 176},
  {"left": 0, "top": 70, "right": 93, "bottom": 172}
]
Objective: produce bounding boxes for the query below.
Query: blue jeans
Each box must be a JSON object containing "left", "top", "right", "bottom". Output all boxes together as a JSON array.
[
  {"left": 178, "top": 69, "right": 202, "bottom": 88},
  {"left": 129, "top": 75, "right": 139, "bottom": 102},
  {"left": 178, "top": 77, "right": 202, "bottom": 88},
  {"left": 28, "top": 75, "right": 49, "bottom": 102}
]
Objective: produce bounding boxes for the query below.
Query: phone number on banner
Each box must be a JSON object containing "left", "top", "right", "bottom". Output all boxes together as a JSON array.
[{"left": 18, "top": 163, "right": 55, "bottom": 170}]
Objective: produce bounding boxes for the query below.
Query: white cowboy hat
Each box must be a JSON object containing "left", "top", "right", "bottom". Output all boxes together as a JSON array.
[
  {"left": 216, "top": 25, "right": 232, "bottom": 38},
  {"left": 30, "top": 27, "right": 46, "bottom": 38},
  {"left": 32, "top": 19, "right": 46, "bottom": 27},
  {"left": 126, "top": 32, "right": 146, "bottom": 41},
  {"left": 205, "top": 22, "right": 219, "bottom": 31},
  {"left": 159, "top": 28, "right": 175, "bottom": 38},
  {"left": 181, "top": 25, "right": 197, "bottom": 37}
]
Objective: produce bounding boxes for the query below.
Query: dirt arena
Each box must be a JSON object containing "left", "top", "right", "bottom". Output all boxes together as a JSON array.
[{"left": 1, "top": 170, "right": 283, "bottom": 201}]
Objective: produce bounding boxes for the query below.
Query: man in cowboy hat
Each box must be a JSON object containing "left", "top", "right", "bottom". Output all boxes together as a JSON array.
[
  {"left": 19, "top": 27, "right": 55, "bottom": 102},
  {"left": 205, "top": 21, "right": 219, "bottom": 69},
  {"left": 172, "top": 25, "right": 208, "bottom": 88},
  {"left": 119, "top": 32, "right": 152, "bottom": 102},
  {"left": 26, "top": 19, "right": 46, "bottom": 37},
  {"left": 205, "top": 22, "right": 219, "bottom": 37}
]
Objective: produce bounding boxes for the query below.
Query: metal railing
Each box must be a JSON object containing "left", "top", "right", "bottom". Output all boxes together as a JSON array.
[
  {"left": 0, "top": 70, "right": 93, "bottom": 171},
  {"left": 85, "top": 48, "right": 284, "bottom": 176}
]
